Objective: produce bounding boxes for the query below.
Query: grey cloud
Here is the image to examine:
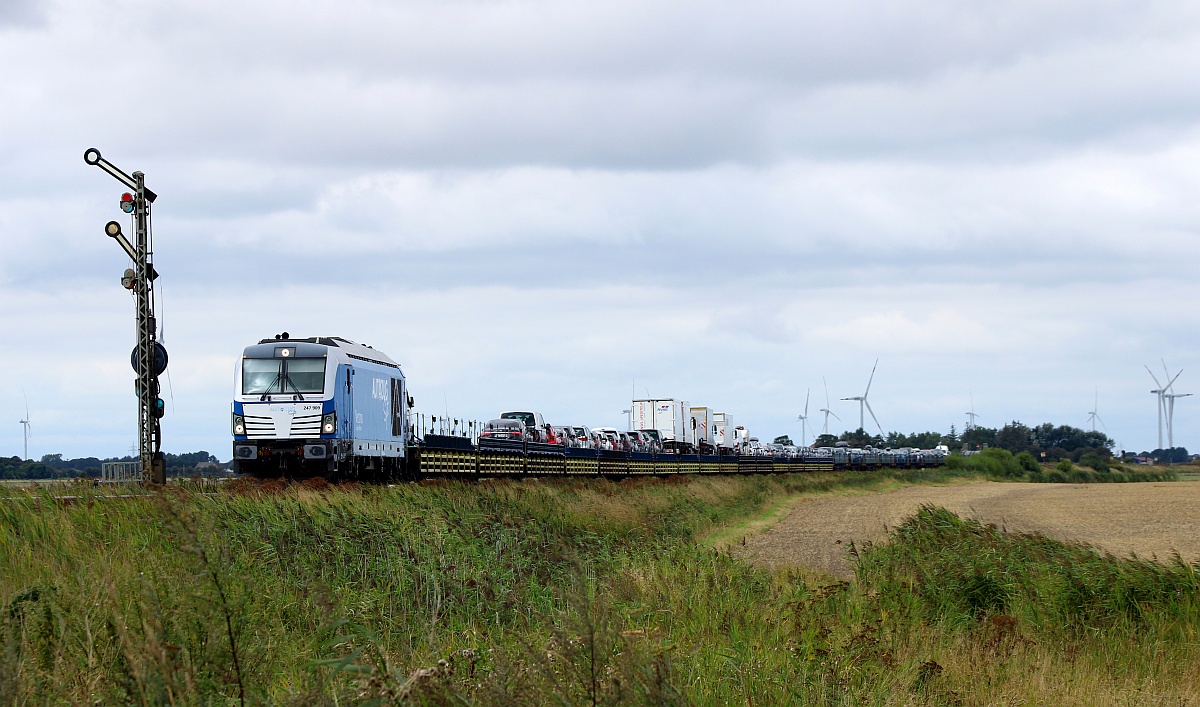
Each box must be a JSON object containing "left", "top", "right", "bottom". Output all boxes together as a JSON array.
[
  {"left": 6, "top": 145, "right": 1200, "bottom": 296},
  {"left": 5, "top": 2, "right": 1200, "bottom": 173},
  {"left": 0, "top": 0, "right": 45, "bottom": 27},
  {"left": 141, "top": 1, "right": 1197, "bottom": 86},
  {"left": 2, "top": 1, "right": 1199, "bottom": 457}
]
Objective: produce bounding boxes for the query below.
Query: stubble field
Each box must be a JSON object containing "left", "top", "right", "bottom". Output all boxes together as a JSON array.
[{"left": 735, "top": 479, "right": 1200, "bottom": 579}]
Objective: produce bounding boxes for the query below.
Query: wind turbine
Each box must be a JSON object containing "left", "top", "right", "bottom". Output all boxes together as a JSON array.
[
  {"left": 796, "top": 388, "right": 810, "bottom": 447},
  {"left": 18, "top": 390, "right": 30, "bottom": 461},
  {"left": 819, "top": 377, "right": 840, "bottom": 435},
  {"left": 841, "top": 359, "right": 883, "bottom": 435},
  {"left": 1087, "top": 387, "right": 1106, "bottom": 432},
  {"left": 1165, "top": 392, "right": 1191, "bottom": 448},
  {"left": 1146, "top": 365, "right": 1169, "bottom": 449},
  {"left": 1161, "top": 360, "right": 1190, "bottom": 449},
  {"left": 1147, "top": 362, "right": 1184, "bottom": 450},
  {"left": 965, "top": 391, "right": 978, "bottom": 430}
]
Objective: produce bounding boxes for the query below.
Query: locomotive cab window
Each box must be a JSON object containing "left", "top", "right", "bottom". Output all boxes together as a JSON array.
[
  {"left": 242, "top": 359, "right": 282, "bottom": 395},
  {"left": 242, "top": 358, "right": 326, "bottom": 395},
  {"left": 286, "top": 358, "right": 326, "bottom": 393}
]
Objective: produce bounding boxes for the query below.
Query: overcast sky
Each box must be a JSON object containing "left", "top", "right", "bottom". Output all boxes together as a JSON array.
[{"left": 2, "top": 0, "right": 1198, "bottom": 460}]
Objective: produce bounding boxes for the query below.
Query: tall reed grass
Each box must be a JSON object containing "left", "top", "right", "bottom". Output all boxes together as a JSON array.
[{"left": 0, "top": 470, "right": 1196, "bottom": 704}]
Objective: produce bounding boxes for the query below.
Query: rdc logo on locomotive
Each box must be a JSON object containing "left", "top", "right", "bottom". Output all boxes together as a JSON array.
[{"left": 371, "top": 378, "right": 390, "bottom": 402}]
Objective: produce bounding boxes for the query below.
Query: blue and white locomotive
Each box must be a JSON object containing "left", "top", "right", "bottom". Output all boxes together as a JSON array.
[{"left": 230, "top": 334, "right": 412, "bottom": 479}]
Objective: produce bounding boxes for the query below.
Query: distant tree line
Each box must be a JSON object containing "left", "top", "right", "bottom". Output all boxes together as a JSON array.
[
  {"left": 1125, "top": 447, "right": 1193, "bottom": 464},
  {"left": 808, "top": 421, "right": 1132, "bottom": 464},
  {"left": 955, "top": 421, "right": 1116, "bottom": 463},
  {"left": 811, "top": 429, "right": 948, "bottom": 450},
  {"left": 0, "top": 452, "right": 227, "bottom": 480}
]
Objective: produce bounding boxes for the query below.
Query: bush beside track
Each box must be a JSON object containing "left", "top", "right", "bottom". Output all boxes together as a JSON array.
[{"left": 946, "top": 447, "right": 1178, "bottom": 483}]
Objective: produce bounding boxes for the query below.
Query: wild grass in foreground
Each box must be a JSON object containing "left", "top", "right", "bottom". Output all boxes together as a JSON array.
[{"left": 0, "top": 470, "right": 1197, "bottom": 705}]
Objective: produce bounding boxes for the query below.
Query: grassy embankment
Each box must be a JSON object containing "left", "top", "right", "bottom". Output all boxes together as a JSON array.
[{"left": 1, "top": 465, "right": 1197, "bottom": 705}]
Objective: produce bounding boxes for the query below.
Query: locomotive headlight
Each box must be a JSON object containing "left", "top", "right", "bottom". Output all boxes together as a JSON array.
[
  {"left": 322, "top": 412, "right": 336, "bottom": 434},
  {"left": 232, "top": 413, "right": 245, "bottom": 435}
]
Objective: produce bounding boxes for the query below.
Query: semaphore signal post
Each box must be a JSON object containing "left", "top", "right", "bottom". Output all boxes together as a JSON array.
[{"left": 84, "top": 148, "right": 167, "bottom": 484}]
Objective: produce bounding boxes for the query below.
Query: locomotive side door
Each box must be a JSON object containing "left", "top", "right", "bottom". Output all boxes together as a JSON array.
[
  {"left": 337, "top": 364, "right": 353, "bottom": 438},
  {"left": 391, "top": 377, "right": 406, "bottom": 446}
]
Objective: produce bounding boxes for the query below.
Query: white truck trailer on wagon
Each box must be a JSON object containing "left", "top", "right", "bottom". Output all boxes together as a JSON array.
[
  {"left": 712, "top": 412, "right": 733, "bottom": 451},
  {"left": 690, "top": 406, "right": 714, "bottom": 454},
  {"left": 631, "top": 398, "right": 696, "bottom": 453}
]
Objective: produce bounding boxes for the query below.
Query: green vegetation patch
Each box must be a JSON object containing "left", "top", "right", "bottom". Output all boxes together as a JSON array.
[
  {"left": 857, "top": 505, "right": 1200, "bottom": 631},
  {"left": 0, "top": 476, "right": 819, "bottom": 704},
  {"left": 947, "top": 447, "right": 1178, "bottom": 483},
  {"left": 2, "top": 474, "right": 1199, "bottom": 705}
]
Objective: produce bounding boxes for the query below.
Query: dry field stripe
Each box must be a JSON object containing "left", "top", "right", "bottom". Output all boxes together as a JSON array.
[{"left": 699, "top": 474, "right": 979, "bottom": 551}]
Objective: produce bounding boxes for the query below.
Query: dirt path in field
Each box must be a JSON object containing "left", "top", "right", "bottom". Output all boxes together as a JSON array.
[{"left": 731, "top": 481, "right": 1200, "bottom": 580}]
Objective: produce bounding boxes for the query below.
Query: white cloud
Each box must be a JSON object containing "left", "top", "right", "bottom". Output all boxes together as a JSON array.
[{"left": 0, "top": 0, "right": 1198, "bottom": 459}]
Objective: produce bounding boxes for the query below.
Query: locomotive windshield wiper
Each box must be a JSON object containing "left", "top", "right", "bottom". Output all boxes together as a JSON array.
[
  {"left": 283, "top": 374, "right": 305, "bottom": 401},
  {"left": 258, "top": 366, "right": 305, "bottom": 401},
  {"left": 260, "top": 372, "right": 284, "bottom": 401}
]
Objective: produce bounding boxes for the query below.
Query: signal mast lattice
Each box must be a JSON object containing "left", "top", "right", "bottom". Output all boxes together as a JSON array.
[{"left": 84, "top": 148, "right": 166, "bottom": 484}]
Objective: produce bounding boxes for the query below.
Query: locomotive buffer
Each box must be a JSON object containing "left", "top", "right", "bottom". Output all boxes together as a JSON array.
[{"left": 84, "top": 148, "right": 167, "bottom": 484}]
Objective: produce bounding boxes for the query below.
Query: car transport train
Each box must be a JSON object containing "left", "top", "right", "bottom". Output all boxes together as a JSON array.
[{"left": 230, "top": 334, "right": 947, "bottom": 480}]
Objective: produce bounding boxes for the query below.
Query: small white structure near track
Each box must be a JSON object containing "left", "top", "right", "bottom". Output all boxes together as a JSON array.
[{"left": 100, "top": 461, "right": 142, "bottom": 483}]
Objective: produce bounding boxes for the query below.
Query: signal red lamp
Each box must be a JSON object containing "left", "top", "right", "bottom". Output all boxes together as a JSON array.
[{"left": 120, "top": 192, "right": 134, "bottom": 213}]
